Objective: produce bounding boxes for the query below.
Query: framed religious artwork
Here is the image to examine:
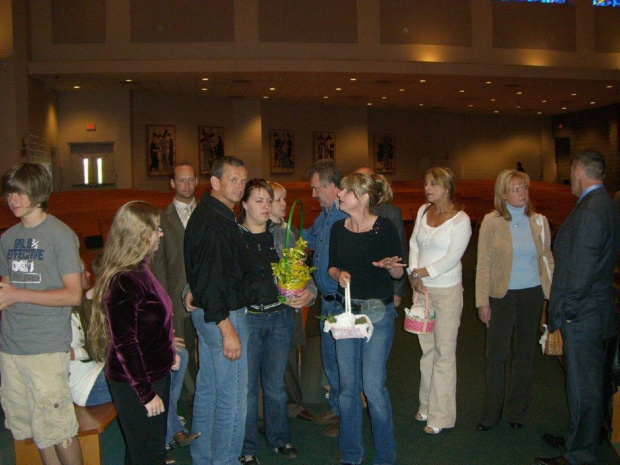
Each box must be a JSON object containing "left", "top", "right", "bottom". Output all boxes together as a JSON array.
[
  {"left": 373, "top": 134, "right": 396, "bottom": 173},
  {"left": 313, "top": 131, "right": 336, "bottom": 161},
  {"left": 147, "top": 125, "right": 176, "bottom": 176},
  {"left": 270, "top": 129, "right": 294, "bottom": 173},
  {"left": 198, "top": 126, "right": 225, "bottom": 174}
]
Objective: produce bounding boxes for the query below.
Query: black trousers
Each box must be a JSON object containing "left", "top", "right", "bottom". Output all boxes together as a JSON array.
[
  {"left": 107, "top": 375, "right": 170, "bottom": 465},
  {"left": 481, "top": 286, "right": 544, "bottom": 427}
]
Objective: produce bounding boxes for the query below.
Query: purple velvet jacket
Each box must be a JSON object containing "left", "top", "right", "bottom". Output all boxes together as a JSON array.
[{"left": 104, "top": 259, "right": 175, "bottom": 405}]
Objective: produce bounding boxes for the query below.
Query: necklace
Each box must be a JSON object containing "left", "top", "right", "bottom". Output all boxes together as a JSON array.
[{"left": 512, "top": 216, "right": 525, "bottom": 228}]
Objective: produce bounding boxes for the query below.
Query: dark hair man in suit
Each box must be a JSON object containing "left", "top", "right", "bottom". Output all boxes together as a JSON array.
[{"left": 536, "top": 150, "right": 620, "bottom": 465}]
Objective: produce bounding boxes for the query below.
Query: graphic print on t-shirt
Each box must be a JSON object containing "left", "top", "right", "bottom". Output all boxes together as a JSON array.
[{"left": 7, "top": 238, "right": 44, "bottom": 284}]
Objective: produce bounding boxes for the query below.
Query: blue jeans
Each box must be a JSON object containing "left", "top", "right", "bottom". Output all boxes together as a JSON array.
[
  {"left": 321, "top": 296, "right": 340, "bottom": 416},
  {"left": 85, "top": 370, "right": 113, "bottom": 406},
  {"left": 242, "top": 307, "right": 294, "bottom": 456},
  {"left": 334, "top": 302, "right": 397, "bottom": 465},
  {"left": 190, "top": 308, "right": 249, "bottom": 465},
  {"left": 166, "top": 346, "right": 189, "bottom": 445}
]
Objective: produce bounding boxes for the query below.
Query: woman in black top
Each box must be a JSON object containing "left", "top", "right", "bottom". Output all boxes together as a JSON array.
[
  {"left": 238, "top": 179, "right": 315, "bottom": 465},
  {"left": 327, "top": 173, "right": 406, "bottom": 465}
]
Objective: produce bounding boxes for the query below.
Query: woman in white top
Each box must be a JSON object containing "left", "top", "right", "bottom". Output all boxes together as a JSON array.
[
  {"left": 408, "top": 167, "right": 472, "bottom": 434},
  {"left": 70, "top": 261, "right": 112, "bottom": 406}
]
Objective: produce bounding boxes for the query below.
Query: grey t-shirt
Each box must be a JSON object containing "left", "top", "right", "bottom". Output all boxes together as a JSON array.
[{"left": 0, "top": 215, "right": 82, "bottom": 355}]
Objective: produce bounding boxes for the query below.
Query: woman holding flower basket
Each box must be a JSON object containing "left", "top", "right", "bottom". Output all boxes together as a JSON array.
[
  {"left": 327, "top": 173, "right": 406, "bottom": 465},
  {"left": 237, "top": 179, "right": 316, "bottom": 465}
]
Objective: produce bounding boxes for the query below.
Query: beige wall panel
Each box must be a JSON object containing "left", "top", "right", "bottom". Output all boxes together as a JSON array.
[
  {"left": 51, "top": 0, "right": 105, "bottom": 44},
  {"left": 130, "top": 0, "right": 234, "bottom": 43},
  {"left": 380, "top": 0, "right": 472, "bottom": 46},
  {"left": 130, "top": 92, "right": 234, "bottom": 190},
  {"left": 493, "top": 2, "right": 575, "bottom": 51},
  {"left": 595, "top": 7, "right": 620, "bottom": 53},
  {"left": 258, "top": 0, "right": 357, "bottom": 43},
  {"left": 460, "top": 114, "right": 552, "bottom": 181},
  {"left": 58, "top": 90, "right": 131, "bottom": 189},
  {"left": 28, "top": 78, "right": 59, "bottom": 150},
  {"left": 260, "top": 102, "right": 367, "bottom": 181}
]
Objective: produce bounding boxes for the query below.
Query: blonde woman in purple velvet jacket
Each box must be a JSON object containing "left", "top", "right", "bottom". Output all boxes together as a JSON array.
[{"left": 89, "top": 201, "right": 179, "bottom": 465}]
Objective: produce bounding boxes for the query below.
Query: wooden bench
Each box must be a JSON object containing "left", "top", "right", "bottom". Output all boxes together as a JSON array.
[{"left": 14, "top": 402, "right": 117, "bottom": 465}]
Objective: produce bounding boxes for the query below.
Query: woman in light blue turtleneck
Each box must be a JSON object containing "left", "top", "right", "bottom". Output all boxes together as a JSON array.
[{"left": 474, "top": 169, "right": 554, "bottom": 431}]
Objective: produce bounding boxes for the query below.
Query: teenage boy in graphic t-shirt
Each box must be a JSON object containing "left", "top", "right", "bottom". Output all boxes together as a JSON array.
[{"left": 0, "top": 162, "right": 84, "bottom": 465}]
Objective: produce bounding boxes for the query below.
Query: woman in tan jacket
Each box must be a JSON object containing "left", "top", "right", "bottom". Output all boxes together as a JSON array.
[{"left": 476, "top": 169, "right": 554, "bottom": 431}]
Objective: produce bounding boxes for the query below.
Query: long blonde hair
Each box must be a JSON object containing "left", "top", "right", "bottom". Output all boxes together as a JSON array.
[{"left": 88, "top": 201, "right": 160, "bottom": 362}]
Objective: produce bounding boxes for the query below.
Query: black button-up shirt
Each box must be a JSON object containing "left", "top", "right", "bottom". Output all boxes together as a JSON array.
[{"left": 184, "top": 192, "right": 249, "bottom": 324}]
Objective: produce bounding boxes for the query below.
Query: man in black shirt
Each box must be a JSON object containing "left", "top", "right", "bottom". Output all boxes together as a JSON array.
[{"left": 183, "top": 156, "right": 250, "bottom": 465}]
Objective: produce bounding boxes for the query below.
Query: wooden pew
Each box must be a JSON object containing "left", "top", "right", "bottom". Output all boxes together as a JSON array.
[{"left": 14, "top": 402, "right": 117, "bottom": 465}]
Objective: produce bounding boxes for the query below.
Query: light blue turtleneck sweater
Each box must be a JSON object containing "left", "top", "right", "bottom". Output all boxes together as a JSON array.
[{"left": 506, "top": 203, "right": 541, "bottom": 290}]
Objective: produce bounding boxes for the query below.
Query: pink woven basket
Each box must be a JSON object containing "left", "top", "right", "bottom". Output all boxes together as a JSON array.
[{"left": 404, "top": 292, "right": 435, "bottom": 335}]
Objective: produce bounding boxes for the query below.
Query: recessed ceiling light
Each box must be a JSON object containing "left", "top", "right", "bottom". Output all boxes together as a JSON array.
[
  {"left": 323, "top": 96, "right": 329, "bottom": 99},
  {"left": 571, "top": 93, "right": 577, "bottom": 96},
  {"left": 336, "top": 87, "right": 342, "bottom": 91},
  {"left": 485, "top": 81, "right": 492, "bottom": 84},
  {"left": 419, "top": 103, "right": 424, "bottom": 107},
  {"left": 73, "top": 85, "right": 80, "bottom": 89},
  {"left": 516, "top": 106, "right": 521, "bottom": 109},
  {"left": 494, "top": 111, "right": 499, "bottom": 114},
  {"left": 382, "top": 96, "right": 387, "bottom": 100},
  {"left": 459, "top": 90, "right": 465, "bottom": 93},
  {"left": 399, "top": 88, "right": 405, "bottom": 92},
  {"left": 125, "top": 79, "right": 132, "bottom": 83},
  {"left": 263, "top": 96, "right": 268, "bottom": 99},
  {"left": 542, "top": 100, "right": 547, "bottom": 103},
  {"left": 516, "top": 91, "right": 522, "bottom": 95},
  {"left": 269, "top": 87, "right": 275, "bottom": 91},
  {"left": 420, "top": 79, "right": 426, "bottom": 83},
  {"left": 562, "top": 107, "right": 567, "bottom": 110},
  {"left": 202, "top": 78, "right": 209, "bottom": 81},
  {"left": 201, "top": 88, "right": 207, "bottom": 91},
  {"left": 468, "top": 104, "right": 474, "bottom": 107},
  {"left": 367, "top": 102, "right": 372, "bottom": 106},
  {"left": 491, "top": 98, "right": 496, "bottom": 102},
  {"left": 607, "top": 85, "right": 613, "bottom": 89},
  {"left": 590, "top": 101, "right": 596, "bottom": 105},
  {"left": 350, "top": 78, "right": 357, "bottom": 81},
  {"left": 537, "top": 112, "right": 542, "bottom": 115}
]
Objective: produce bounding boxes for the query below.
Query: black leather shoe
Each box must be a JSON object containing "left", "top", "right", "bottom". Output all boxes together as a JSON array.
[
  {"left": 535, "top": 456, "right": 571, "bottom": 465},
  {"left": 541, "top": 433, "right": 566, "bottom": 450},
  {"left": 476, "top": 422, "right": 491, "bottom": 431},
  {"left": 509, "top": 422, "right": 523, "bottom": 429}
]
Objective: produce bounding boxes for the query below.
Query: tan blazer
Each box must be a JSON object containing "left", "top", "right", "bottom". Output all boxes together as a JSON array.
[{"left": 475, "top": 211, "right": 554, "bottom": 308}]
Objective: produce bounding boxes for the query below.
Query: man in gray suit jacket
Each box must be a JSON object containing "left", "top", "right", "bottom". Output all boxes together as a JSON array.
[
  {"left": 152, "top": 162, "right": 198, "bottom": 398},
  {"left": 537, "top": 150, "right": 620, "bottom": 465}
]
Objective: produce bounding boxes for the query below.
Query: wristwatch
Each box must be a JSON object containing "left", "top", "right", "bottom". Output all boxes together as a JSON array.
[{"left": 411, "top": 269, "right": 419, "bottom": 279}]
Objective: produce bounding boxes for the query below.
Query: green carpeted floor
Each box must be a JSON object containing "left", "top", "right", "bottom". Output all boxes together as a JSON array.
[{"left": 1, "top": 233, "right": 618, "bottom": 464}]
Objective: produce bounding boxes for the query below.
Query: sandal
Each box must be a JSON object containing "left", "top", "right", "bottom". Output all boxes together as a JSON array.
[
  {"left": 415, "top": 413, "right": 428, "bottom": 422},
  {"left": 423, "top": 426, "right": 442, "bottom": 435}
]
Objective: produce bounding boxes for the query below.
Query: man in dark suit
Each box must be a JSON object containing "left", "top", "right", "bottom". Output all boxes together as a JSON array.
[
  {"left": 354, "top": 167, "right": 408, "bottom": 307},
  {"left": 152, "top": 162, "right": 198, "bottom": 398},
  {"left": 536, "top": 150, "right": 620, "bottom": 465}
]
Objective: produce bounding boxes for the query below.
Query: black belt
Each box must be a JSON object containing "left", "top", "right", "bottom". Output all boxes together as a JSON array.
[
  {"left": 248, "top": 302, "right": 287, "bottom": 314},
  {"left": 334, "top": 294, "right": 393, "bottom": 312}
]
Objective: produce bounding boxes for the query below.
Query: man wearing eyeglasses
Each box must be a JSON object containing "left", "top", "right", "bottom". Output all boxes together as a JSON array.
[{"left": 183, "top": 156, "right": 251, "bottom": 465}]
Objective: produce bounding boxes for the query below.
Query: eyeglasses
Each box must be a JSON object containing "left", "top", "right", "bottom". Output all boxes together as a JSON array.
[{"left": 510, "top": 185, "right": 528, "bottom": 193}]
